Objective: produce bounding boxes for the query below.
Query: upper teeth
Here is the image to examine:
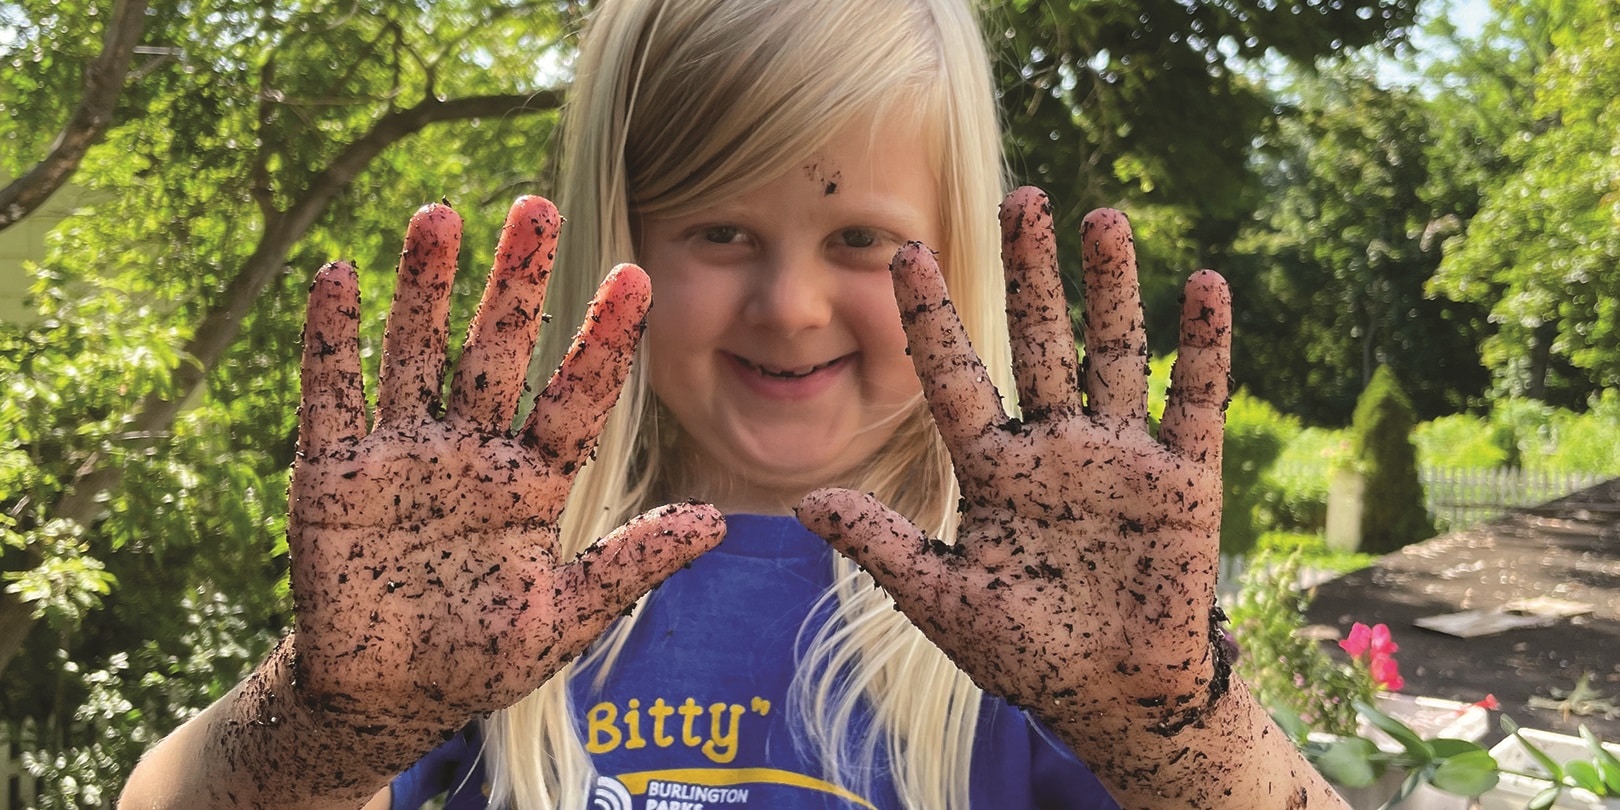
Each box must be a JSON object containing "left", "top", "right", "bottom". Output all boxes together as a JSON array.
[{"left": 750, "top": 358, "right": 835, "bottom": 378}]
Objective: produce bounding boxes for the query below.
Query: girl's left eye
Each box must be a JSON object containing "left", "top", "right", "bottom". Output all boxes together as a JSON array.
[
  {"left": 702, "top": 225, "right": 744, "bottom": 244},
  {"left": 838, "top": 228, "right": 879, "bottom": 249}
]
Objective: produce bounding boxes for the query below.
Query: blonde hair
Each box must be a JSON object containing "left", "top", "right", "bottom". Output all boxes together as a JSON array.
[{"left": 484, "top": 0, "right": 1013, "bottom": 807}]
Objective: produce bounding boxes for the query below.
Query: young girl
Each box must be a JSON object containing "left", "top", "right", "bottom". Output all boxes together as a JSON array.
[{"left": 119, "top": 0, "right": 1349, "bottom": 808}]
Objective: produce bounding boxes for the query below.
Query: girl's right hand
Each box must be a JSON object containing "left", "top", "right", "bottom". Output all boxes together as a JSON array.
[{"left": 289, "top": 196, "right": 724, "bottom": 732}]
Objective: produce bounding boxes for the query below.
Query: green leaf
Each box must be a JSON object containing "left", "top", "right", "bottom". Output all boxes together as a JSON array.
[
  {"left": 1314, "top": 736, "right": 1384, "bottom": 788},
  {"left": 1513, "top": 728, "right": 1568, "bottom": 783},
  {"left": 1378, "top": 768, "right": 1425, "bottom": 809},
  {"left": 1528, "top": 785, "right": 1562, "bottom": 810},
  {"left": 1428, "top": 738, "right": 1487, "bottom": 759},
  {"left": 1566, "top": 760, "right": 1605, "bottom": 794},
  {"left": 1356, "top": 699, "right": 1432, "bottom": 760},
  {"left": 1578, "top": 725, "right": 1620, "bottom": 795},
  {"left": 1429, "top": 749, "right": 1501, "bottom": 796},
  {"left": 1271, "top": 704, "right": 1311, "bottom": 742}
]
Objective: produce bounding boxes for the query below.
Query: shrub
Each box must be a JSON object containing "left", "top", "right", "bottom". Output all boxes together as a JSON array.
[
  {"left": 1542, "top": 390, "right": 1620, "bottom": 474},
  {"left": 1254, "top": 428, "right": 1347, "bottom": 535},
  {"left": 1222, "top": 391, "right": 1301, "bottom": 555},
  {"left": 1257, "top": 531, "right": 1377, "bottom": 574},
  {"left": 1413, "top": 413, "right": 1511, "bottom": 470},
  {"left": 1228, "top": 551, "right": 1362, "bottom": 737},
  {"left": 1349, "top": 366, "right": 1436, "bottom": 555},
  {"left": 1490, "top": 397, "right": 1556, "bottom": 467}
]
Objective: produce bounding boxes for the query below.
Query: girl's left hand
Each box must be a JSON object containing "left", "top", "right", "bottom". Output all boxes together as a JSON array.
[{"left": 796, "top": 186, "right": 1232, "bottom": 745}]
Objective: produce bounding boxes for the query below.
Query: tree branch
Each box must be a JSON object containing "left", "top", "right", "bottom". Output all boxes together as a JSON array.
[
  {"left": 0, "top": 89, "right": 563, "bottom": 677},
  {"left": 0, "top": 0, "right": 150, "bottom": 232}
]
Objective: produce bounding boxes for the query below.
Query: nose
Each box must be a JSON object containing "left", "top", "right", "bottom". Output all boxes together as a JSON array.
[{"left": 743, "top": 250, "right": 834, "bottom": 334}]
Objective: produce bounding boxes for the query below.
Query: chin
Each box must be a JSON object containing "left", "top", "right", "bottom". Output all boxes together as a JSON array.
[{"left": 730, "top": 455, "right": 853, "bottom": 496}]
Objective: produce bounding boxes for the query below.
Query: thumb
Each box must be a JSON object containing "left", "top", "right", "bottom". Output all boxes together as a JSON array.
[
  {"left": 795, "top": 489, "right": 953, "bottom": 630},
  {"left": 554, "top": 503, "right": 726, "bottom": 652}
]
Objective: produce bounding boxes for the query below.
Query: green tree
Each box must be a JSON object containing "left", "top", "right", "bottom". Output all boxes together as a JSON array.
[
  {"left": 1226, "top": 70, "right": 1491, "bottom": 424},
  {"left": 988, "top": 0, "right": 1421, "bottom": 354},
  {"left": 1349, "top": 365, "right": 1435, "bottom": 555},
  {"left": 1, "top": 1, "right": 572, "bottom": 801},
  {"left": 1427, "top": 0, "right": 1619, "bottom": 405}
]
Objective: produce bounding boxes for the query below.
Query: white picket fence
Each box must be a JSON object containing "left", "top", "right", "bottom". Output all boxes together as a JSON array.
[
  {"left": 0, "top": 720, "right": 39, "bottom": 810},
  {"left": 1419, "top": 466, "right": 1607, "bottom": 530},
  {"left": 1219, "top": 465, "right": 1609, "bottom": 600},
  {"left": 0, "top": 718, "right": 120, "bottom": 810}
]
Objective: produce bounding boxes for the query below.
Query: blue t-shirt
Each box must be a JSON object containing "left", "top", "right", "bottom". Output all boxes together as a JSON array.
[{"left": 391, "top": 515, "right": 1118, "bottom": 809}]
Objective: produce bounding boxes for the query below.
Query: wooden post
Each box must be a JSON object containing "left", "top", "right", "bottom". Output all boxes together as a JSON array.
[{"left": 1325, "top": 467, "right": 1365, "bottom": 553}]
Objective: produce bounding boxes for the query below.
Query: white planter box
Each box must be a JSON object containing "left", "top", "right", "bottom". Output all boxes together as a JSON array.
[
  {"left": 1321, "top": 694, "right": 1492, "bottom": 810},
  {"left": 1480, "top": 728, "right": 1620, "bottom": 810},
  {"left": 1365, "top": 693, "right": 1491, "bottom": 749}
]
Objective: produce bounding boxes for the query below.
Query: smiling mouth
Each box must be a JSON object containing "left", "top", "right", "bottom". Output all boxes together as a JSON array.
[{"left": 734, "top": 355, "right": 845, "bottom": 379}]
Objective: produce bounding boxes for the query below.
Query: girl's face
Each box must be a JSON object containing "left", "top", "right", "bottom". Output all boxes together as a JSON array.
[{"left": 638, "top": 116, "right": 940, "bottom": 514}]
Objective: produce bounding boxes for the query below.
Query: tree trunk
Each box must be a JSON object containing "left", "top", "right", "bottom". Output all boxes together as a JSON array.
[
  {"left": 0, "top": 91, "right": 561, "bottom": 677},
  {"left": 1527, "top": 321, "right": 1556, "bottom": 401}
]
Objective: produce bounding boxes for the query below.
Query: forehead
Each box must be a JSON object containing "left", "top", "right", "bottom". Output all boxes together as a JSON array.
[
  {"left": 784, "top": 114, "right": 939, "bottom": 197},
  {"left": 635, "top": 107, "right": 943, "bottom": 228},
  {"left": 733, "top": 115, "right": 940, "bottom": 226}
]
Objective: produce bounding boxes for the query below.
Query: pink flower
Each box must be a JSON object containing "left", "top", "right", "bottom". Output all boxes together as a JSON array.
[
  {"left": 1369, "top": 653, "right": 1405, "bottom": 691},
  {"left": 1369, "top": 624, "right": 1399, "bottom": 658},
  {"left": 1340, "top": 622, "right": 1405, "bottom": 692},
  {"left": 1475, "top": 694, "right": 1500, "bottom": 711},
  {"left": 1339, "top": 623, "right": 1373, "bottom": 658}
]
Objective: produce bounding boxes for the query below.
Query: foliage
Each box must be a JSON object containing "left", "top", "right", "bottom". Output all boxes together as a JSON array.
[
  {"left": 1221, "top": 391, "right": 1300, "bottom": 555},
  {"left": 1348, "top": 366, "right": 1435, "bottom": 554},
  {"left": 1500, "top": 716, "right": 1620, "bottom": 808},
  {"left": 0, "top": 0, "right": 573, "bottom": 798},
  {"left": 1278, "top": 699, "right": 1501, "bottom": 805},
  {"left": 1226, "top": 68, "right": 1491, "bottom": 425},
  {"left": 1427, "top": 0, "right": 1620, "bottom": 404},
  {"left": 1233, "top": 562, "right": 1499, "bottom": 803},
  {"left": 1540, "top": 391, "right": 1620, "bottom": 475},
  {"left": 0, "top": 517, "right": 115, "bottom": 632},
  {"left": 1255, "top": 532, "right": 1375, "bottom": 575},
  {"left": 1255, "top": 429, "right": 1348, "bottom": 536},
  {"left": 1229, "top": 551, "right": 1363, "bottom": 737},
  {"left": 1250, "top": 393, "right": 1620, "bottom": 547},
  {"left": 1411, "top": 393, "right": 1620, "bottom": 475},
  {"left": 986, "top": 0, "right": 1419, "bottom": 357},
  {"left": 0, "top": 258, "right": 294, "bottom": 804},
  {"left": 1413, "top": 413, "right": 1517, "bottom": 470}
]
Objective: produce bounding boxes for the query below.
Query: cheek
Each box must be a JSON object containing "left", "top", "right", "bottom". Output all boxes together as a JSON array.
[
  {"left": 860, "top": 280, "right": 910, "bottom": 354},
  {"left": 644, "top": 315, "right": 707, "bottom": 391},
  {"left": 855, "top": 294, "right": 922, "bottom": 396},
  {"left": 644, "top": 271, "right": 720, "bottom": 349},
  {"left": 643, "top": 299, "right": 701, "bottom": 410}
]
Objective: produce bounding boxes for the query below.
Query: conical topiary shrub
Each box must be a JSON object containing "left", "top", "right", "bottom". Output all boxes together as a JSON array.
[{"left": 1349, "top": 365, "right": 1436, "bottom": 554}]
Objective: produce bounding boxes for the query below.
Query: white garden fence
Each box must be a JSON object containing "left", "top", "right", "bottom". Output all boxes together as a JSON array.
[
  {"left": 1218, "top": 466, "right": 1610, "bottom": 601},
  {"left": 0, "top": 721, "right": 39, "bottom": 810},
  {"left": 1420, "top": 466, "right": 1607, "bottom": 530}
]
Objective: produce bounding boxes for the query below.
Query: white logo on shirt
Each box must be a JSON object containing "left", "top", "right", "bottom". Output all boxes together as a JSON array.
[{"left": 591, "top": 775, "right": 634, "bottom": 810}]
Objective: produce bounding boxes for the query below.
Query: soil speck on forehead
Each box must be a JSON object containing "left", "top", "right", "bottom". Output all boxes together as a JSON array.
[{"left": 802, "top": 158, "right": 841, "bottom": 195}]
